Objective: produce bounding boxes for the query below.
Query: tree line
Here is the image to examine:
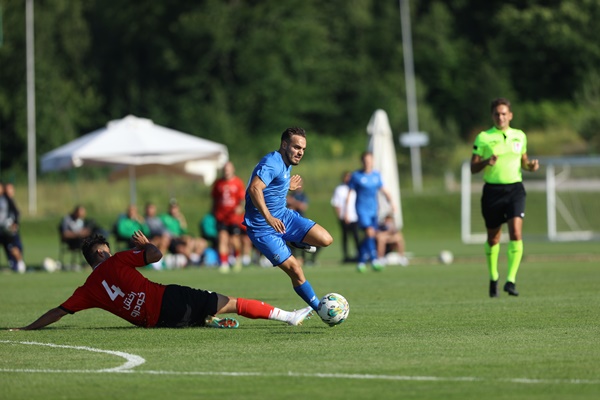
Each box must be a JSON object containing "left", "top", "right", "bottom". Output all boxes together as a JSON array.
[{"left": 1, "top": 0, "right": 598, "bottom": 178}]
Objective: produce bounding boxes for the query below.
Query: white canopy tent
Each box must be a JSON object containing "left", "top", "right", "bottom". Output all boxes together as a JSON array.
[
  {"left": 41, "top": 115, "right": 229, "bottom": 203},
  {"left": 367, "top": 109, "right": 403, "bottom": 229}
]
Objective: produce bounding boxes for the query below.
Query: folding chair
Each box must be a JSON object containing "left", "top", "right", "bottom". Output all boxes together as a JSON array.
[{"left": 57, "top": 223, "right": 83, "bottom": 271}]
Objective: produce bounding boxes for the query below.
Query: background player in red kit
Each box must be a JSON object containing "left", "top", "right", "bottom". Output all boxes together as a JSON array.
[
  {"left": 211, "top": 161, "right": 247, "bottom": 273},
  {"left": 8, "top": 231, "right": 312, "bottom": 330}
]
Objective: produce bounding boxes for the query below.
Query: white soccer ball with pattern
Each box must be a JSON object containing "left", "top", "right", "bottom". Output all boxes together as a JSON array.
[{"left": 317, "top": 293, "right": 350, "bottom": 326}]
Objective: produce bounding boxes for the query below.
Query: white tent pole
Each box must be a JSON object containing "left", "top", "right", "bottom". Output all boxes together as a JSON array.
[{"left": 129, "top": 165, "right": 136, "bottom": 205}]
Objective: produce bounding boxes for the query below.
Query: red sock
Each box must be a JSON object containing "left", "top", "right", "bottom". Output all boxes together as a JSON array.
[
  {"left": 236, "top": 298, "right": 274, "bottom": 320},
  {"left": 220, "top": 254, "right": 228, "bottom": 264}
]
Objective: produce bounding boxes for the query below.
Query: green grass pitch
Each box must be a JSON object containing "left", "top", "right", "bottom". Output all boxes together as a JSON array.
[{"left": 1, "top": 259, "right": 599, "bottom": 400}]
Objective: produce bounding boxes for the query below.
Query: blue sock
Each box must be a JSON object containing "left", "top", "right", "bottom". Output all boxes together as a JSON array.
[
  {"left": 294, "top": 281, "right": 320, "bottom": 311},
  {"left": 358, "top": 239, "right": 369, "bottom": 263},
  {"left": 367, "top": 236, "right": 377, "bottom": 261}
]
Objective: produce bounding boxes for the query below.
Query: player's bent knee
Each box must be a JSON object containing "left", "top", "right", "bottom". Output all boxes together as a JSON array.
[{"left": 321, "top": 233, "right": 333, "bottom": 247}]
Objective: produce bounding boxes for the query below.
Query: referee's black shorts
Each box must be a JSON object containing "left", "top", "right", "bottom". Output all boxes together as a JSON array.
[
  {"left": 156, "top": 285, "right": 219, "bottom": 328},
  {"left": 481, "top": 182, "right": 526, "bottom": 229}
]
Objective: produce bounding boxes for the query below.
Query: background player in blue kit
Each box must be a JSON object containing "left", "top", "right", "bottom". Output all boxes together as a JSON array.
[
  {"left": 346, "top": 151, "right": 395, "bottom": 272},
  {"left": 244, "top": 127, "right": 333, "bottom": 319}
]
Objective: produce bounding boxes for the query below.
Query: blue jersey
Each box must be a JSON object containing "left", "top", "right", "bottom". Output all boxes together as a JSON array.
[
  {"left": 348, "top": 169, "right": 383, "bottom": 217},
  {"left": 244, "top": 151, "right": 292, "bottom": 233}
]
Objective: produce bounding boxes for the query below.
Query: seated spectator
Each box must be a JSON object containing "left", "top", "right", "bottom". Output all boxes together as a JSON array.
[
  {"left": 60, "top": 205, "right": 106, "bottom": 251},
  {"left": 376, "top": 214, "right": 408, "bottom": 266},
  {"left": 0, "top": 182, "right": 26, "bottom": 273},
  {"left": 143, "top": 202, "right": 171, "bottom": 256},
  {"left": 159, "top": 200, "right": 207, "bottom": 266},
  {"left": 199, "top": 212, "right": 218, "bottom": 250},
  {"left": 114, "top": 205, "right": 150, "bottom": 248}
]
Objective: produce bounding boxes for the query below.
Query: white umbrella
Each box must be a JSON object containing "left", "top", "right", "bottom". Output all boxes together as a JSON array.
[
  {"left": 367, "top": 109, "right": 403, "bottom": 229},
  {"left": 41, "top": 115, "right": 228, "bottom": 202}
]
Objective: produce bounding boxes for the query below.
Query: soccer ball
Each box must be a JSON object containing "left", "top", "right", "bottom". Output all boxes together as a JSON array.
[
  {"left": 317, "top": 293, "right": 350, "bottom": 326},
  {"left": 438, "top": 250, "right": 454, "bottom": 265}
]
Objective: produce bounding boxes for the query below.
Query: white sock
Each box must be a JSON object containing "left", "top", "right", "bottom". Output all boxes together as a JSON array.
[
  {"left": 268, "top": 307, "right": 293, "bottom": 323},
  {"left": 17, "top": 260, "right": 26, "bottom": 274}
]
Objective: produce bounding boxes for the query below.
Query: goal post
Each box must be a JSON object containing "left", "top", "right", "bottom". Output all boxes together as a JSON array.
[{"left": 461, "top": 156, "right": 600, "bottom": 243}]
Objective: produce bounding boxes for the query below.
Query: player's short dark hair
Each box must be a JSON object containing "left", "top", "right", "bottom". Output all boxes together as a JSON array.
[
  {"left": 81, "top": 234, "right": 110, "bottom": 266},
  {"left": 281, "top": 127, "right": 306, "bottom": 144},
  {"left": 361, "top": 151, "right": 373, "bottom": 161},
  {"left": 491, "top": 98, "right": 511, "bottom": 113}
]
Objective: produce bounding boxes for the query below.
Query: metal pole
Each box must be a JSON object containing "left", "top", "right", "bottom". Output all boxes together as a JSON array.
[
  {"left": 26, "top": 0, "right": 37, "bottom": 215},
  {"left": 399, "top": 0, "right": 423, "bottom": 192},
  {"left": 546, "top": 164, "right": 556, "bottom": 241},
  {"left": 460, "top": 161, "right": 472, "bottom": 243}
]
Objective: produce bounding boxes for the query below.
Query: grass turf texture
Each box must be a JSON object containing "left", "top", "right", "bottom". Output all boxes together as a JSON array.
[{"left": 1, "top": 260, "right": 599, "bottom": 400}]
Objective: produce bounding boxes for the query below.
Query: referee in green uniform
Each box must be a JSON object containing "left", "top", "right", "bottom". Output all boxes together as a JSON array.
[{"left": 471, "top": 98, "right": 539, "bottom": 297}]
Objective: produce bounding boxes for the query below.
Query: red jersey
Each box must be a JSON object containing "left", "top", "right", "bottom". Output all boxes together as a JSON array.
[
  {"left": 211, "top": 176, "right": 245, "bottom": 225},
  {"left": 60, "top": 249, "right": 166, "bottom": 328}
]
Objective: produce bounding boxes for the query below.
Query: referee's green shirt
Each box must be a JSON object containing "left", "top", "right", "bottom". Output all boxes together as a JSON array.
[{"left": 472, "top": 126, "right": 527, "bottom": 184}]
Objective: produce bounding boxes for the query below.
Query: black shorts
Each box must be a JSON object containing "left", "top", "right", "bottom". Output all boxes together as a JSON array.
[
  {"left": 216, "top": 221, "right": 242, "bottom": 235},
  {"left": 481, "top": 182, "right": 526, "bottom": 229},
  {"left": 155, "top": 285, "right": 219, "bottom": 328}
]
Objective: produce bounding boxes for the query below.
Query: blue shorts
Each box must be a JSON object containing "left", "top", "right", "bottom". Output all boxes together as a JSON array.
[
  {"left": 247, "top": 209, "right": 316, "bottom": 266},
  {"left": 356, "top": 211, "right": 378, "bottom": 230}
]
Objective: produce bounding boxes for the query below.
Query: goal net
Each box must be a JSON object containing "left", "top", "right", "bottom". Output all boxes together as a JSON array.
[{"left": 461, "top": 156, "right": 600, "bottom": 243}]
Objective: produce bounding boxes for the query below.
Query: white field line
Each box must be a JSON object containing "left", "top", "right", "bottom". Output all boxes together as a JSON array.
[
  {"left": 0, "top": 340, "right": 145, "bottom": 372},
  {"left": 1, "top": 340, "right": 599, "bottom": 385}
]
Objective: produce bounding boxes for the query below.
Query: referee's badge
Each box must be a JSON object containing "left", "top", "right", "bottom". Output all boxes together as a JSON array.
[{"left": 512, "top": 141, "right": 523, "bottom": 153}]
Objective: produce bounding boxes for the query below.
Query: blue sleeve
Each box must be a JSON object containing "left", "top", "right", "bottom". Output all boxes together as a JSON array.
[{"left": 255, "top": 155, "right": 281, "bottom": 187}]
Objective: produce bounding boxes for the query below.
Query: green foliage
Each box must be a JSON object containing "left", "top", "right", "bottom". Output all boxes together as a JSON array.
[
  {"left": 0, "top": 0, "right": 598, "bottom": 179},
  {"left": 493, "top": 0, "right": 600, "bottom": 101}
]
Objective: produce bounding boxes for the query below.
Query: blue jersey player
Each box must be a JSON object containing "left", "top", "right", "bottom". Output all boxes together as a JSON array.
[
  {"left": 346, "top": 152, "right": 394, "bottom": 272},
  {"left": 244, "top": 127, "right": 334, "bottom": 321}
]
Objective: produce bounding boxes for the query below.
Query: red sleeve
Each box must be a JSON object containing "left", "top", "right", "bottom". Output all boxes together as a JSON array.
[{"left": 60, "top": 286, "right": 94, "bottom": 314}]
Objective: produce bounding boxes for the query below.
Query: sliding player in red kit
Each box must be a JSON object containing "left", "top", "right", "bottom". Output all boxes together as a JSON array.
[{"left": 9, "top": 231, "right": 313, "bottom": 331}]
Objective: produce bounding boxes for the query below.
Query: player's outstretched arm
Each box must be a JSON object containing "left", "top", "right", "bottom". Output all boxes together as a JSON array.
[
  {"left": 131, "top": 230, "right": 162, "bottom": 263},
  {"left": 380, "top": 187, "right": 396, "bottom": 214},
  {"left": 9, "top": 307, "right": 68, "bottom": 331}
]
